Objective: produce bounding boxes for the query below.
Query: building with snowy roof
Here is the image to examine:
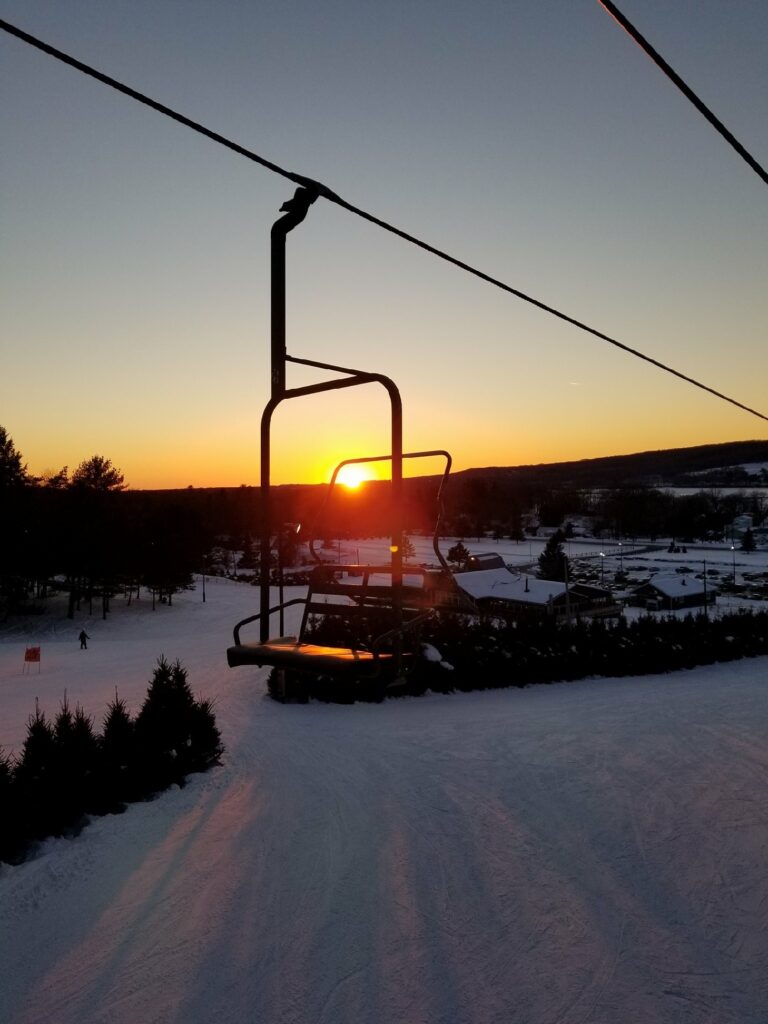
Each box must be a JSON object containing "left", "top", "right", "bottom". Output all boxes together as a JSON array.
[
  {"left": 454, "top": 567, "right": 619, "bottom": 619},
  {"left": 629, "top": 574, "right": 716, "bottom": 612}
]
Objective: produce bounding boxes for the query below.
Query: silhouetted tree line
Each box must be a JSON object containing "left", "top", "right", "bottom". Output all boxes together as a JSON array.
[
  {"left": 5, "top": 477, "right": 763, "bottom": 619},
  {"left": 272, "top": 608, "right": 768, "bottom": 704},
  {"left": 0, "top": 430, "right": 215, "bottom": 616},
  {"left": 438, "top": 484, "right": 765, "bottom": 547},
  {"left": 0, "top": 482, "right": 209, "bottom": 617},
  {"left": 0, "top": 658, "right": 222, "bottom": 865},
  {"left": 587, "top": 487, "right": 766, "bottom": 542},
  {"left": 0, "top": 427, "right": 453, "bottom": 616},
  {"left": 2, "top": 424, "right": 766, "bottom": 618}
]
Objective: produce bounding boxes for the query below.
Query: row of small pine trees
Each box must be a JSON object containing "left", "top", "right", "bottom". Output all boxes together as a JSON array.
[
  {"left": 275, "top": 608, "right": 768, "bottom": 702},
  {"left": 0, "top": 657, "right": 223, "bottom": 865},
  {"left": 418, "top": 607, "right": 768, "bottom": 692}
]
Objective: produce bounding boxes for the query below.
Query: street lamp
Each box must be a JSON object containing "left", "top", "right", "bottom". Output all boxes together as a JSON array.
[
  {"left": 600, "top": 551, "right": 605, "bottom": 584},
  {"left": 731, "top": 544, "right": 736, "bottom": 584}
]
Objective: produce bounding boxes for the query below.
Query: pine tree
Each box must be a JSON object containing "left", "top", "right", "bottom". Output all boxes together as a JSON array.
[
  {"left": 52, "top": 696, "right": 99, "bottom": 827},
  {"left": 100, "top": 693, "right": 136, "bottom": 806},
  {"left": 447, "top": 541, "right": 470, "bottom": 568},
  {"left": 741, "top": 528, "right": 756, "bottom": 552},
  {"left": 0, "top": 425, "right": 29, "bottom": 489},
  {"left": 0, "top": 747, "right": 23, "bottom": 863},
  {"left": 14, "top": 702, "right": 57, "bottom": 840},
  {"left": 187, "top": 698, "right": 224, "bottom": 772},
  {"left": 135, "top": 657, "right": 199, "bottom": 790},
  {"left": 538, "top": 530, "right": 570, "bottom": 582}
]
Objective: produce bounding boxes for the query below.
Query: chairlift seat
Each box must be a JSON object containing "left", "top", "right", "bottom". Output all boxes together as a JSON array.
[
  {"left": 226, "top": 638, "right": 400, "bottom": 673},
  {"left": 227, "top": 563, "right": 440, "bottom": 679}
]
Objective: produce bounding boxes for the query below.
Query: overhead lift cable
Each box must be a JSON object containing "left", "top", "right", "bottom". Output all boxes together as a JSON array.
[
  {"left": 1, "top": 16, "right": 766, "bottom": 425},
  {"left": 597, "top": 0, "right": 768, "bottom": 188}
]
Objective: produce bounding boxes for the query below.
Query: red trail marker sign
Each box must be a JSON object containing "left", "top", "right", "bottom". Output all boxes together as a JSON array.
[{"left": 23, "top": 646, "right": 41, "bottom": 674}]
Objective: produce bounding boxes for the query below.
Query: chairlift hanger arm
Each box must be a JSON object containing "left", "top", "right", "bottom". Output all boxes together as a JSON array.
[
  {"left": 307, "top": 449, "right": 453, "bottom": 570},
  {"left": 233, "top": 597, "right": 307, "bottom": 646}
]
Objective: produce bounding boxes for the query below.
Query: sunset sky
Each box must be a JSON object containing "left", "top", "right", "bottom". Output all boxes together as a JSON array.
[{"left": 2, "top": 1, "right": 766, "bottom": 489}]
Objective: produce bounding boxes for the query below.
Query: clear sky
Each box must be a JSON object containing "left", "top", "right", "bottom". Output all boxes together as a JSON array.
[{"left": 1, "top": 1, "right": 766, "bottom": 488}]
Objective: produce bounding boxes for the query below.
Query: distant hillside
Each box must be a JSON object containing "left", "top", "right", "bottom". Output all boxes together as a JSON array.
[
  {"left": 450, "top": 440, "right": 768, "bottom": 490},
  {"left": 132, "top": 440, "right": 768, "bottom": 539}
]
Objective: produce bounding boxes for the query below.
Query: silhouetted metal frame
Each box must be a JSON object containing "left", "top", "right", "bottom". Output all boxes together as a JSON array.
[
  {"left": 260, "top": 188, "right": 403, "bottom": 645},
  {"left": 307, "top": 450, "right": 453, "bottom": 572}
]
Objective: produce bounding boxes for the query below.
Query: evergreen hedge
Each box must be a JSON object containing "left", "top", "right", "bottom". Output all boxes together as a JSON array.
[
  {"left": 271, "top": 608, "right": 768, "bottom": 703},
  {"left": 0, "top": 657, "right": 223, "bottom": 865}
]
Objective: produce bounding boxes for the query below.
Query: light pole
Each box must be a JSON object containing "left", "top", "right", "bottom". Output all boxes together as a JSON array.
[
  {"left": 618, "top": 541, "right": 623, "bottom": 573},
  {"left": 600, "top": 551, "right": 605, "bottom": 584},
  {"left": 731, "top": 544, "right": 736, "bottom": 584}
]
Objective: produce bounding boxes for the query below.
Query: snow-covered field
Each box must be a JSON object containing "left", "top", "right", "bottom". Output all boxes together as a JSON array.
[{"left": 2, "top": 572, "right": 768, "bottom": 1024}]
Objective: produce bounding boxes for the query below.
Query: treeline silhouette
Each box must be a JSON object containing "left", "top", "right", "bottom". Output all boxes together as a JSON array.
[
  {"left": 2, "top": 479, "right": 765, "bottom": 618},
  {"left": 274, "top": 608, "right": 768, "bottom": 703},
  {"left": 1, "top": 482, "right": 210, "bottom": 616},
  {"left": 2, "top": 425, "right": 766, "bottom": 618}
]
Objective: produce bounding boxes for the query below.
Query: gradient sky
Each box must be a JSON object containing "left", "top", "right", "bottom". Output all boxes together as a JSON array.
[{"left": 2, "top": 1, "right": 766, "bottom": 488}]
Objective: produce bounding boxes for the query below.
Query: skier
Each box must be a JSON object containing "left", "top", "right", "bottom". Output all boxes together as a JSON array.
[{"left": 79, "top": 630, "right": 90, "bottom": 650}]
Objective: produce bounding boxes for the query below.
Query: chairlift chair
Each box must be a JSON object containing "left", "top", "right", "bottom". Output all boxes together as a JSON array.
[
  {"left": 227, "top": 449, "right": 460, "bottom": 686},
  {"left": 226, "top": 186, "right": 460, "bottom": 694}
]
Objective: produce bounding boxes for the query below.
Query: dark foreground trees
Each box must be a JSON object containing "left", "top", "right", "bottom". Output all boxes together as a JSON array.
[
  {"left": 1, "top": 477, "right": 209, "bottom": 619},
  {"left": 0, "top": 426, "right": 29, "bottom": 489},
  {"left": 0, "top": 658, "right": 222, "bottom": 865},
  {"left": 282, "top": 607, "right": 768, "bottom": 704}
]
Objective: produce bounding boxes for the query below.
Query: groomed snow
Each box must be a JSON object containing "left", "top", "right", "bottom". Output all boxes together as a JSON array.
[{"left": 2, "top": 575, "right": 768, "bottom": 1024}]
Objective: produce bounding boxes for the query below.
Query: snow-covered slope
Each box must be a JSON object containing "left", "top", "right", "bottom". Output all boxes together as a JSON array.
[{"left": 2, "top": 578, "right": 768, "bottom": 1024}]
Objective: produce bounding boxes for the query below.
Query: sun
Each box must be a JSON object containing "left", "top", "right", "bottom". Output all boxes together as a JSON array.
[{"left": 336, "top": 463, "right": 375, "bottom": 489}]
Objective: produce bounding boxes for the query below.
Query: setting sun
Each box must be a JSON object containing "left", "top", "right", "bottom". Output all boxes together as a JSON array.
[{"left": 335, "top": 463, "right": 376, "bottom": 489}]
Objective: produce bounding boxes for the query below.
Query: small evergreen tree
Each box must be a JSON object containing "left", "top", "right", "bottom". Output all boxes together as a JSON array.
[
  {"left": 100, "top": 693, "right": 137, "bottom": 807},
  {"left": 52, "top": 696, "right": 99, "bottom": 828},
  {"left": 741, "top": 528, "right": 756, "bottom": 552},
  {"left": 14, "top": 702, "right": 57, "bottom": 840},
  {"left": 538, "top": 530, "right": 570, "bottom": 582},
  {"left": 134, "top": 657, "right": 193, "bottom": 791},
  {"left": 0, "top": 747, "right": 22, "bottom": 863},
  {"left": 447, "top": 541, "right": 470, "bottom": 568},
  {"left": 134, "top": 657, "right": 221, "bottom": 790},
  {"left": 187, "top": 698, "right": 224, "bottom": 772}
]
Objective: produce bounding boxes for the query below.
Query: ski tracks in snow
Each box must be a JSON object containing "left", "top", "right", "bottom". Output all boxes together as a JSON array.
[{"left": 3, "top": 659, "right": 768, "bottom": 1023}]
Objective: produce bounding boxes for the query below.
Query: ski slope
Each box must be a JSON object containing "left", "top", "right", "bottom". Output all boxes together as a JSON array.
[{"left": 2, "top": 577, "right": 768, "bottom": 1024}]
